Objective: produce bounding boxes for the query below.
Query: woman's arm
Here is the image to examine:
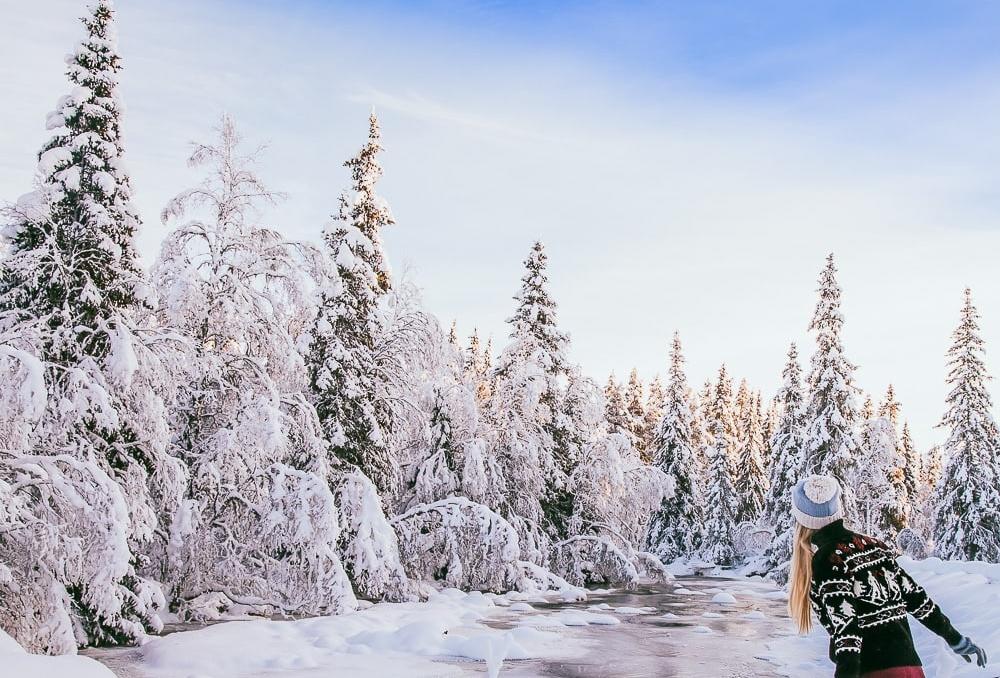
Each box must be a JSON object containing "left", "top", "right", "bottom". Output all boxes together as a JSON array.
[
  {"left": 891, "top": 558, "right": 988, "bottom": 667},
  {"left": 890, "top": 558, "right": 962, "bottom": 645}
]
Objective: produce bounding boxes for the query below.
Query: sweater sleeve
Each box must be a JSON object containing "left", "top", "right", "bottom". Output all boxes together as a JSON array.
[
  {"left": 891, "top": 558, "right": 963, "bottom": 645},
  {"left": 811, "top": 552, "right": 863, "bottom": 678}
]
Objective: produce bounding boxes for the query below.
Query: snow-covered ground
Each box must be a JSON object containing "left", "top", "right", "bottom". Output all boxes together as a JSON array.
[
  {"left": 7, "top": 559, "right": 997, "bottom": 678},
  {"left": 0, "top": 626, "right": 116, "bottom": 678},
  {"left": 763, "top": 557, "right": 1000, "bottom": 677}
]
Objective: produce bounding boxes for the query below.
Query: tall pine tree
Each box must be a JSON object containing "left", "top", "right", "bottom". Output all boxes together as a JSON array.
[
  {"left": 309, "top": 112, "right": 398, "bottom": 495},
  {"left": 735, "top": 391, "right": 768, "bottom": 524},
  {"left": 762, "top": 343, "right": 806, "bottom": 571},
  {"left": 0, "top": 0, "right": 179, "bottom": 650},
  {"left": 801, "top": 254, "right": 862, "bottom": 518},
  {"left": 646, "top": 333, "right": 702, "bottom": 561},
  {"left": 701, "top": 364, "right": 738, "bottom": 565},
  {"left": 933, "top": 289, "right": 1000, "bottom": 561},
  {"left": 491, "top": 241, "right": 578, "bottom": 542},
  {"left": 624, "top": 368, "right": 647, "bottom": 457}
]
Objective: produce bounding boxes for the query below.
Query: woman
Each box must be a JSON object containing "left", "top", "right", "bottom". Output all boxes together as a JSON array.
[{"left": 787, "top": 474, "right": 988, "bottom": 678}]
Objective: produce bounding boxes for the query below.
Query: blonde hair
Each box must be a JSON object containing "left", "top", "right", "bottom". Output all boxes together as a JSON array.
[{"left": 788, "top": 523, "right": 816, "bottom": 634}]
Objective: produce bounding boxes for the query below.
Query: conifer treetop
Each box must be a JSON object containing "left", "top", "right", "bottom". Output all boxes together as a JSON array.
[
  {"left": 802, "top": 254, "right": 861, "bottom": 490},
  {"left": 2, "top": 0, "right": 146, "bottom": 356},
  {"left": 507, "top": 241, "right": 569, "bottom": 372}
]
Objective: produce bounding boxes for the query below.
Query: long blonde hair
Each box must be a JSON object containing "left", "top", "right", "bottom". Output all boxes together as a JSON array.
[{"left": 788, "top": 523, "right": 816, "bottom": 634}]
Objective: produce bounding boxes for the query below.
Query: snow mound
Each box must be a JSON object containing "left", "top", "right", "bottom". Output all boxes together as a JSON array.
[
  {"left": 711, "top": 592, "right": 738, "bottom": 605},
  {"left": 613, "top": 606, "right": 655, "bottom": 615},
  {"left": 690, "top": 625, "right": 713, "bottom": 634},
  {"left": 0, "top": 629, "right": 114, "bottom": 678},
  {"left": 743, "top": 610, "right": 767, "bottom": 620}
]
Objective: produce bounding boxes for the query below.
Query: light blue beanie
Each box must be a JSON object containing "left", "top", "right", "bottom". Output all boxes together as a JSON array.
[{"left": 791, "top": 474, "right": 844, "bottom": 529}]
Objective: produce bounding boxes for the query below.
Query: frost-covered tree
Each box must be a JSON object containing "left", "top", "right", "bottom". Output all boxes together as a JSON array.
[
  {"left": 912, "top": 444, "right": 942, "bottom": 539},
  {"left": 734, "top": 379, "right": 752, "bottom": 446},
  {"left": 490, "top": 241, "right": 579, "bottom": 543},
  {"left": 735, "top": 391, "right": 768, "bottom": 524},
  {"left": 646, "top": 333, "right": 703, "bottom": 561},
  {"left": 855, "top": 417, "right": 907, "bottom": 542},
  {"left": 0, "top": 0, "right": 147, "bottom": 345},
  {"left": 308, "top": 112, "right": 398, "bottom": 496},
  {"left": 0, "top": 0, "right": 183, "bottom": 650},
  {"left": 393, "top": 498, "right": 522, "bottom": 592},
  {"left": 933, "top": 289, "right": 1000, "bottom": 561},
  {"left": 801, "top": 254, "right": 862, "bottom": 519},
  {"left": 762, "top": 397, "right": 780, "bottom": 462},
  {"left": 878, "top": 384, "right": 916, "bottom": 522},
  {"left": 761, "top": 343, "right": 806, "bottom": 573},
  {"left": 701, "top": 364, "right": 739, "bottom": 565},
  {"left": 409, "top": 389, "right": 461, "bottom": 506},
  {"left": 604, "top": 374, "right": 628, "bottom": 436},
  {"left": 153, "top": 116, "right": 358, "bottom": 617},
  {"left": 464, "top": 329, "right": 492, "bottom": 403},
  {"left": 643, "top": 374, "right": 665, "bottom": 453},
  {"left": 879, "top": 384, "right": 902, "bottom": 430},
  {"left": 899, "top": 422, "right": 921, "bottom": 505},
  {"left": 624, "top": 368, "right": 647, "bottom": 457}
]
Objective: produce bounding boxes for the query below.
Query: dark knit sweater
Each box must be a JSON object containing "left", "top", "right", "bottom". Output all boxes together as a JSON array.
[{"left": 810, "top": 521, "right": 963, "bottom": 678}]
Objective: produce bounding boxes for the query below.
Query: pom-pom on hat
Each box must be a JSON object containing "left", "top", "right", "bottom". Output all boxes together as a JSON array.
[{"left": 791, "top": 474, "right": 844, "bottom": 530}]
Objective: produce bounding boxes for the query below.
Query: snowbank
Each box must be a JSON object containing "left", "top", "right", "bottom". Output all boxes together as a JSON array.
[
  {"left": 0, "top": 628, "right": 115, "bottom": 678},
  {"left": 763, "top": 557, "right": 1000, "bottom": 677},
  {"left": 138, "top": 588, "right": 585, "bottom": 678}
]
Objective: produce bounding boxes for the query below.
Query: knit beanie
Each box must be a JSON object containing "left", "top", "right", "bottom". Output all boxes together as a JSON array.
[{"left": 791, "top": 474, "right": 844, "bottom": 530}]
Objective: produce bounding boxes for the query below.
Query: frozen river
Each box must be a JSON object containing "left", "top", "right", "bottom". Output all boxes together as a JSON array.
[
  {"left": 85, "top": 575, "right": 797, "bottom": 678},
  {"left": 495, "top": 576, "right": 793, "bottom": 678}
]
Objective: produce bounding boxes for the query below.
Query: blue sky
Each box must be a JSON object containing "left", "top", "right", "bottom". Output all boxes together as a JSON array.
[{"left": 3, "top": 0, "right": 1000, "bottom": 449}]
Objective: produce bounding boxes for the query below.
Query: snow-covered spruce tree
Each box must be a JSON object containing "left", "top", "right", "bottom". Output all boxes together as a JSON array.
[
  {"left": 877, "top": 384, "right": 916, "bottom": 522},
  {"left": 646, "top": 332, "right": 703, "bottom": 561},
  {"left": 464, "top": 328, "right": 492, "bottom": 403},
  {"left": 624, "top": 368, "right": 647, "bottom": 458},
  {"left": 490, "top": 241, "right": 580, "bottom": 543},
  {"left": 734, "top": 379, "right": 752, "bottom": 446},
  {"left": 735, "top": 391, "right": 768, "bottom": 524},
  {"left": 701, "top": 364, "right": 739, "bottom": 565},
  {"left": 933, "top": 289, "right": 1000, "bottom": 561},
  {"left": 899, "top": 421, "right": 921, "bottom": 509},
  {"left": 855, "top": 417, "right": 907, "bottom": 542},
  {"left": 643, "top": 374, "right": 665, "bottom": 455},
  {"left": 409, "top": 388, "right": 461, "bottom": 506},
  {"left": 0, "top": 0, "right": 185, "bottom": 651},
  {"left": 801, "top": 254, "right": 862, "bottom": 519},
  {"left": 879, "top": 384, "right": 902, "bottom": 430},
  {"left": 762, "top": 397, "right": 780, "bottom": 462},
  {"left": 761, "top": 343, "right": 806, "bottom": 572},
  {"left": 604, "top": 373, "right": 628, "bottom": 435},
  {"left": 308, "top": 112, "right": 399, "bottom": 497},
  {"left": 691, "top": 379, "right": 713, "bottom": 479},
  {"left": 912, "top": 445, "right": 942, "bottom": 540},
  {"left": 154, "top": 116, "right": 360, "bottom": 617}
]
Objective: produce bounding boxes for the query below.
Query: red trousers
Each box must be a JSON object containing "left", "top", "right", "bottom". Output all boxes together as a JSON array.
[{"left": 861, "top": 668, "right": 926, "bottom": 678}]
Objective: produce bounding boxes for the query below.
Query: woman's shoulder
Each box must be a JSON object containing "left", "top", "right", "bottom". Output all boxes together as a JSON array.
[{"left": 811, "top": 528, "right": 891, "bottom": 576}]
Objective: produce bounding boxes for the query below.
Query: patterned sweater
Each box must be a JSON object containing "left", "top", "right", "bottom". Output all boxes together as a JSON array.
[{"left": 810, "top": 521, "right": 963, "bottom": 678}]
